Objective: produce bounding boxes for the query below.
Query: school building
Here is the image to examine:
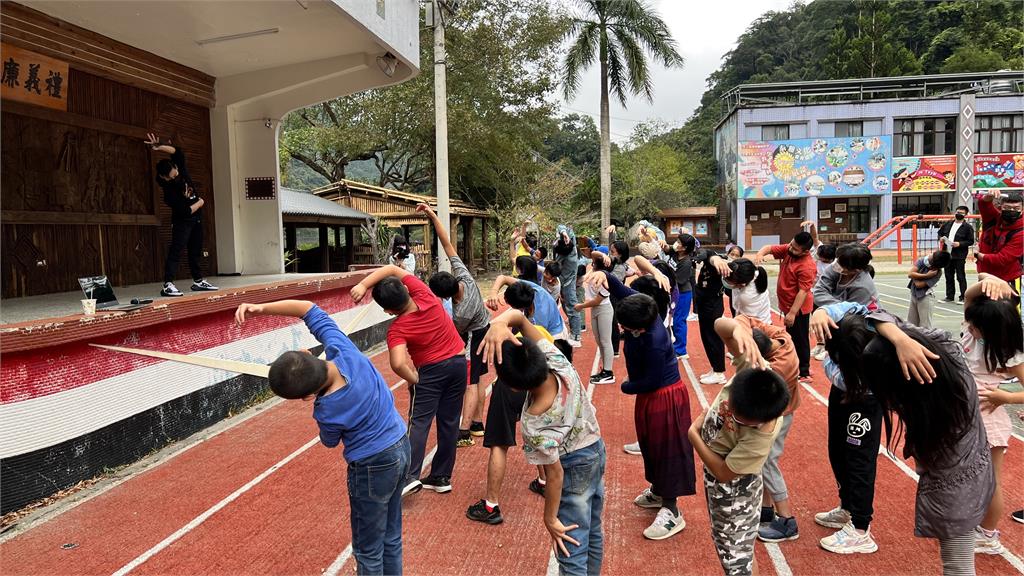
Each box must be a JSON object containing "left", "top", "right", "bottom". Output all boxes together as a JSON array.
[
  {"left": 1, "top": 1, "right": 420, "bottom": 515},
  {"left": 713, "top": 71, "right": 1024, "bottom": 249}
]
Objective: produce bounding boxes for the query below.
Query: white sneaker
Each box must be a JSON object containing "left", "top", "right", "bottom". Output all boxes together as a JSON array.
[
  {"left": 812, "top": 347, "right": 829, "bottom": 362},
  {"left": 699, "top": 372, "right": 726, "bottom": 385},
  {"left": 623, "top": 442, "right": 642, "bottom": 455},
  {"left": 160, "top": 282, "right": 183, "bottom": 297},
  {"left": 633, "top": 487, "right": 663, "bottom": 509},
  {"left": 814, "top": 505, "right": 851, "bottom": 529},
  {"left": 568, "top": 337, "right": 583, "bottom": 348},
  {"left": 820, "top": 522, "right": 878, "bottom": 554},
  {"left": 974, "top": 526, "right": 1004, "bottom": 555},
  {"left": 643, "top": 507, "right": 686, "bottom": 540},
  {"left": 686, "top": 313, "right": 699, "bottom": 322}
]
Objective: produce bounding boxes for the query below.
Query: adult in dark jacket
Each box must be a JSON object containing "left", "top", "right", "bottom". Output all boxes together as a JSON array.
[
  {"left": 145, "top": 133, "right": 218, "bottom": 297},
  {"left": 936, "top": 205, "right": 975, "bottom": 302}
]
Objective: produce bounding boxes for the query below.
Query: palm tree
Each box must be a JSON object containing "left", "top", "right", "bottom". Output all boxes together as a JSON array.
[{"left": 562, "top": 0, "right": 683, "bottom": 242}]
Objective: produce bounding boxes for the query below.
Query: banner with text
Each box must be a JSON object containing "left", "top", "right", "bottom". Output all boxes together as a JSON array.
[
  {"left": 973, "top": 153, "right": 1024, "bottom": 189},
  {"left": 1, "top": 43, "right": 68, "bottom": 111},
  {"left": 892, "top": 156, "right": 956, "bottom": 192},
  {"left": 737, "top": 136, "right": 892, "bottom": 199}
]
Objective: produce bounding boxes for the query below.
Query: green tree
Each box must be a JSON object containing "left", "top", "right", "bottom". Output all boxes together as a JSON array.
[
  {"left": 611, "top": 122, "right": 688, "bottom": 224},
  {"left": 825, "top": 0, "right": 921, "bottom": 78},
  {"left": 544, "top": 113, "right": 600, "bottom": 172},
  {"left": 561, "top": 0, "right": 684, "bottom": 242},
  {"left": 941, "top": 45, "right": 1008, "bottom": 73}
]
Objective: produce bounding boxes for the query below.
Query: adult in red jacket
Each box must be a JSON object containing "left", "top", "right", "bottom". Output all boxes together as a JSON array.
[{"left": 975, "top": 190, "right": 1023, "bottom": 287}]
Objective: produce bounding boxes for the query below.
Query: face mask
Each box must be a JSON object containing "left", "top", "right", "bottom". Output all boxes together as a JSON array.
[
  {"left": 1001, "top": 209, "right": 1022, "bottom": 223},
  {"left": 722, "top": 279, "right": 735, "bottom": 290},
  {"left": 954, "top": 212, "right": 965, "bottom": 221}
]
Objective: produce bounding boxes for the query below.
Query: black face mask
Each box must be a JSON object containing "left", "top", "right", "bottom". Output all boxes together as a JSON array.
[
  {"left": 1002, "top": 209, "right": 1022, "bottom": 224},
  {"left": 954, "top": 213, "right": 965, "bottom": 220}
]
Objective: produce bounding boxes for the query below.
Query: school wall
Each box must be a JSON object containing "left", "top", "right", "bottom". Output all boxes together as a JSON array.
[
  {"left": 0, "top": 274, "right": 392, "bottom": 515},
  {"left": 1, "top": 3, "right": 219, "bottom": 298},
  {"left": 720, "top": 93, "right": 1024, "bottom": 249}
]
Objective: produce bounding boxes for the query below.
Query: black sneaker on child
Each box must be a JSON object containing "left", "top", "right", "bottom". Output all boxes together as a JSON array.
[
  {"left": 421, "top": 476, "right": 452, "bottom": 493},
  {"left": 466, "top": 499, "right": 503, "bottom": 524},
  {"left": 529, "top": 478, "right": 545, "bottom": 496},
  {"left": 760, "top": 506, "right": 775, "bottom": 524},
  {"left": 1012, "top": 509, "right": 1024, "bottom": 524},
  {"left": 469, "top": 421, "right": 485, "bottom": 437},
  {"left": 401, "top": 478, "right": 422, "bottom": 498},
  {"left": 589, "top": 371, "right": 615, "bottom": 385}
]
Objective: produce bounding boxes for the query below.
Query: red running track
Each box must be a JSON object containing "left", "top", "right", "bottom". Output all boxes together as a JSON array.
[{"left": 1, "top": 314, "right": 1022, "bottom": 575}]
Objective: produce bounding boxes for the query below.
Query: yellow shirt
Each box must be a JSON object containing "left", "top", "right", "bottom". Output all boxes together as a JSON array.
[{"left": 700, "top": 382, "right": 781, "bottom": 475}]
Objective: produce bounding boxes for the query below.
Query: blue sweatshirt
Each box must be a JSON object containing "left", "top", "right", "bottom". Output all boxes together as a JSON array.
[
  {"left": 604, "top": 273, "right": 681, "bottom": 394},
  {"left": 305, "top": 305, "right": 407, "bottom": 462}
]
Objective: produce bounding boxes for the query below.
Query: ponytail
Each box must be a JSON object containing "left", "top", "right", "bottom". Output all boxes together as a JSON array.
[{"left": 755, "top": 267, "right": 768, "bottom": 293}]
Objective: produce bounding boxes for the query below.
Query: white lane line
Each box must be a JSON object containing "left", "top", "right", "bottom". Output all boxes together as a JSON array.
[
  {"left": 112, "top": 436, "right": 322, "bottom": 576},
  {"left": 328, "top": 380, "right": 495, "bottom": 576},
  {"left": 872, "top": 281, "right": 967, "bottom": 316},
  {"left": 686, "top": 358, "right": 793, "bottom": 576},
  {"left": 873, "top": 291, "right": 959, "bottom": 319},
  {"left": 116, "top": 376, "right": 406, "bottom": 576},
  {"left": 800, "top": 382, "right": 1024, "bottom": 574},
  {"left": 546, "top": 353, "right": 602, "bottom": 575}
]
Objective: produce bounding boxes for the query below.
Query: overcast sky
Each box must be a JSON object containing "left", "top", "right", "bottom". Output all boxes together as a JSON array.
[{"left": 560, "top": 0, "right": 794, "bottom": 142}]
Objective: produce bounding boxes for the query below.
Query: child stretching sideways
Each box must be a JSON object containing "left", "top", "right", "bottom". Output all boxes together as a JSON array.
[{"left": 689, "top": 354, "right": 790, "bottom": 576}]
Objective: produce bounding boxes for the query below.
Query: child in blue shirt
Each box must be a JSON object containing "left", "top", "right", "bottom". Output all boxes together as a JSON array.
[{"left": 235, "top": 300, "right": 408, "bottom": 576}]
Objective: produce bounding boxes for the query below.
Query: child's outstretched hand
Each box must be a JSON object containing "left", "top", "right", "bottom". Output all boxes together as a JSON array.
[
  {"left": 573, "top": 303, "right": 584, "bottom": 312},
  {"left": 978, "top": 387, "right": 1011, "bottom": 413},
  {"left": 234, "top": 303, "right": 263, "bottom": 325},
  {"left": 893, "top": 335, "right": 939, "bottom": 384},
  {"left": 350, "top": 284, "right": 367, "bottom": 303},
  {"left": 732, "top": 328, "right": 768, "bottom": 370},
  {"left": 478, "top": 321, "right": 520, "bottom": 365},
  {"left": 979, "top": 276, "right": 1016, "bottom": 300},
  {"left": 546, "top": 518, "right": 580, "bottom": 557},
  {"left": 810, "top": 308, "right": 838, "bottom": 342},
  {"left": 485, "top": 294, "right": 502, "bottom": 311}
]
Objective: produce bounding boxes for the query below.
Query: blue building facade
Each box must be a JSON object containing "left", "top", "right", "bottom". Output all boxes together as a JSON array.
[{"left": 714, "top": 72, "right": 1024, "bottom": 250}]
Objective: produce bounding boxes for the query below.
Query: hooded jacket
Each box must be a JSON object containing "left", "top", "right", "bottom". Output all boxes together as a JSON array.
[{"left": 977, "top": 197, "right": 1024, "bottom": 283}]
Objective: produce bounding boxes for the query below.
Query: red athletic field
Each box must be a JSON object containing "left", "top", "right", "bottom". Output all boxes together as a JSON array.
[{"left": 2, "top": 315, "right": 1021, "bottom": 575}]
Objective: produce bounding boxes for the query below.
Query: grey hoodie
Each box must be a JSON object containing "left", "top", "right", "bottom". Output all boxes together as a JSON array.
[{"left": 812, "top": 263, "right": 879, "bottom": 308}]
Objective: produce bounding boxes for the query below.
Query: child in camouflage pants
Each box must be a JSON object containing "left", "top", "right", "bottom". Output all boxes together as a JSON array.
[{"left": 688, "top": 365, "right": 790, "bottom": 576}]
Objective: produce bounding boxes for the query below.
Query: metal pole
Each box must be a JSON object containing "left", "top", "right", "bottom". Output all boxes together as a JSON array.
[{"left": 433, "top": 0, "right": 452, "bottom": 272}]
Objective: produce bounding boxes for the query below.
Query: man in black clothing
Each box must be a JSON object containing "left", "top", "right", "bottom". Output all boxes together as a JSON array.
[
  {"left": 692, "top": 248, "right": 729, "bottom": 385},
  {"left": 145, "top": 133, "right": 218, "bottom": 297},
  {"left": 936, "top": 205, "right": 975, "bottom": 303}
]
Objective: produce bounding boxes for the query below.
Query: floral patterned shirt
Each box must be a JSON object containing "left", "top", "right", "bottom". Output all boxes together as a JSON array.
[{"left": 520, "top": 339, "right": 602, "bottom": 465}]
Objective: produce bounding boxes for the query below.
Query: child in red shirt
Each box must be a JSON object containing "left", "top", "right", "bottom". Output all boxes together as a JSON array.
[
  {"left": 755, "top": 231, "right": 817, "bottom": 381},
  {"left": 352, "top": 265, "right": 467, "bottom": 496}
]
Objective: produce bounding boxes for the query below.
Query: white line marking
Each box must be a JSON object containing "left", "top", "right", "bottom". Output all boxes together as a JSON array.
[
  {"left": 112, "top": 436, "right": 322, "bottom": 576},
  {"left": 686, "top": 359, "right": 792, "bottom": 576},
  {"left": 801, "top": 384, "right": 1024, "bottom": 574},
  {"left": 324, "top": 545, "right": 352, "bottom": 576}
]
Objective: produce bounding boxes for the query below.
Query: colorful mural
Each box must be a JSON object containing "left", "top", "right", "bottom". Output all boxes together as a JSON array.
[
  {"left": 737, "top": 136, "right": 892, "bottom": 199},
  {"left": 892, "top": 156, "right": 956, "bottom": 192},
  {"left": 973, "top": 153, "right": 1024, "bottom": 189}
]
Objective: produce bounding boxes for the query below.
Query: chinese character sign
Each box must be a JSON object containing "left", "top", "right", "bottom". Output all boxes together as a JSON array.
[
  {"left": 892, "top": 156, "right": 956, "bottom": 192},
  {"left": 973, "top": 154, "right": 1024, "bottom": 189},
  {"left": 737, "top": 136, "right": 892, "bottom": 199},
  {"left": 1, "top": 43, "right": 68, "bottom": 111}
]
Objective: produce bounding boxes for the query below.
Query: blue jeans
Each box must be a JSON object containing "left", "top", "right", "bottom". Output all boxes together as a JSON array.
[
  {"left": 347, "top": 436, "right": 411, "bottom": 575},
  {"left": 560, "top": 271, "right": 582, "bottom": 338},
  {"left": 672, "top": 291, "right": 692, "bottom": 356},
  {"left": 556, "top": 439, "right": 606, "bottom": 576}
]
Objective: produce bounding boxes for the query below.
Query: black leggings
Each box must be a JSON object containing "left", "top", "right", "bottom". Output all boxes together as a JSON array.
[
  {"left": 695, "top": 290, "right": 726, "bottom": 373},
  {"left": 827, "top": 385, "right": 882, "bottom": 531}
]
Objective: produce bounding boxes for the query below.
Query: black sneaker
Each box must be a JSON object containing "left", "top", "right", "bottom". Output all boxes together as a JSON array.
[
  {"left": 942, "top": 298, "right": 955, "bottom": 303},
  {"left": 421, "top": 476, "right": 452, "bottom": 493},
  {"left": 161, "top": 282, "right": 184, "bottom": 297},
  {"left": 760, "top": 506, "right": 775, "bottom": 524},
  {"left": 469, "top": 421, "right": 485, "bottom": 437},
  {"left": 590, "top": 371, "right": 615, "bottom": 385},
  {"left": 529, "top": 478, "right": 545, "bottom": 496},
  {"left": 1012, "top": 510, "right": 1024, "bottom": 524},
  {"left": 191, "top": 279, "right": 219, "bottom": 291},
  {"left": 401, "top": 478, "right": 422, "bottom": 498},
  {"left": 466, "top": 499, "right": 503, "bottom": 524}
]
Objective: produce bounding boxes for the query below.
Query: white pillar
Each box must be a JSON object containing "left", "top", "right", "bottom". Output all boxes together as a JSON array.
[{"left": 433, "top": 0, "right": 451, "bottom": 273}]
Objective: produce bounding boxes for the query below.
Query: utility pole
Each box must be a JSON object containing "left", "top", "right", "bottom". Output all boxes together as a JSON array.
[{"left": 431, "top": 0, "right": 452, "bottom": 272}]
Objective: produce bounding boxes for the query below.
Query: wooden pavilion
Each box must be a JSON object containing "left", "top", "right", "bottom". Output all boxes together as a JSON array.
[
  {"left": 280, "top": 188, "right": 373, "bottom": 273},
  {"left": 314, "top": 179, "right": 497, "bottom": 272}
]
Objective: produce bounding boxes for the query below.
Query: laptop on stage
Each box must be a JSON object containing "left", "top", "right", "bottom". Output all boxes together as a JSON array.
[{"left": 78, "top": 276, "right": 148, "bottom": 312}]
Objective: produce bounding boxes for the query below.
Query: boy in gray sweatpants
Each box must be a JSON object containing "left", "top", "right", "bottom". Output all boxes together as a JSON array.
[{"left": 906, "top": 250, "right": 950, "bottom": 329}]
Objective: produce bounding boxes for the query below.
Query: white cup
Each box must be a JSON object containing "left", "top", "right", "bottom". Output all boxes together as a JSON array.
[{"left": 81, "top": 299, "right": 97, "bottom": 315}]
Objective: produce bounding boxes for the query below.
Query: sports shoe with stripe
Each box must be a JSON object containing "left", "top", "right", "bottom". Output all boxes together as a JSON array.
[
  {"left": 820, "top": 522, "right": 878, "bottom": 554},
  {"left": 643, "top": 507, "right": 686, "bottom": 540},
  {"left": 623, "top": 442, "right": 642, "bottom": 455},
  {"left": 633, "top": 487, "right": 662, "bottom": 509},
  {"left": 191, "top": 279, "right": 218, "bottom": 291},
  {"left": 421, "top": 476, "right": 451, "bottom": 493},
  {"left": 974, "top": 526, "right": 1004, "bottom": 555},
  {"left": 814, "top": 505, "right": 851, "bottom": 529}
]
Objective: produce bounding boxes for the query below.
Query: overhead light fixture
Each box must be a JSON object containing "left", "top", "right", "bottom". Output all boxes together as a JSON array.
[
  {"left": 196, "top": 28, "right": 279, "bottom": 46},
  {"left": 377, "top": 52, "right": 398, "bottom": 77}
]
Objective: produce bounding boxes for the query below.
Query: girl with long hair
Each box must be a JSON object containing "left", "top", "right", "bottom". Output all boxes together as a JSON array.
[
  {"left": 725, "top": 258, "right": 771, "bottom": 324},
  {"left": 820, "top": 292, "right": 1000, "bottom": 575}
]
